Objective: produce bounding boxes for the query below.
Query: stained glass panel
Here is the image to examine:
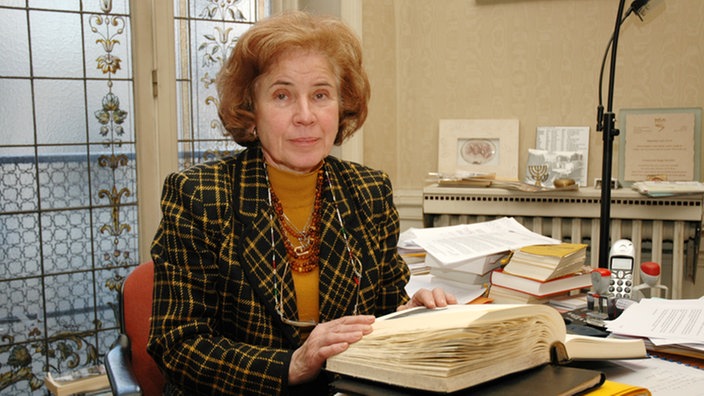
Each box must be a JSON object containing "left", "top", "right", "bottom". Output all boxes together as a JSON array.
[
  {"left": 174, "top": 0, "right": 270, "bottom": 169},
  {"left": 0, "top": 1, "right": 268, "bottom": 393},
  {"left": 0, "top": 1, "right": 136, "bottom": 394}
]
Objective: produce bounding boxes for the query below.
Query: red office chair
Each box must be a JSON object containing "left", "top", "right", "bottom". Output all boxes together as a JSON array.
[{"left": 105, "top": 261, "right": 165, "bottom": 396}]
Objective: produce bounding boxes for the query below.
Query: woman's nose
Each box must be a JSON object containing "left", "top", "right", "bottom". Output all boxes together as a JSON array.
[{"left": 293, "top": 98, "right": 315, "bottom": 125}]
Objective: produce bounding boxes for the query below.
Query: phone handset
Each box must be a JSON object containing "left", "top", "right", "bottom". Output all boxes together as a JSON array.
[{"left": 608, "top": 239, "right": 635, "bottom": 299}]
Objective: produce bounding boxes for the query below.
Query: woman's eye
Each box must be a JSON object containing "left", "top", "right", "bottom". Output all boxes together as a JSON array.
[{"left": 314, "top": 92, "right": 329, "bottom": 100}]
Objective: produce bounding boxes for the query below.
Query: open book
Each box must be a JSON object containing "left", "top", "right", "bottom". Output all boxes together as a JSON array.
[{"left": 326, "top": 305, "right": 646, "bottom": 393}]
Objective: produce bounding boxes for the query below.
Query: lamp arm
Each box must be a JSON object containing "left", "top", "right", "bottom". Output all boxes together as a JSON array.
[
  {"left": 597, "top": 0, "right": 628, "bottom": 268},
  {"left": 597, "top": 7, "right": 634, "bottom": 131}
]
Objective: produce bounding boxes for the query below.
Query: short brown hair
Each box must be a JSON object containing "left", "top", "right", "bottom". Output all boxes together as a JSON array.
[{"left": 216, "top": 11, "right": 371, "bottom": 147}]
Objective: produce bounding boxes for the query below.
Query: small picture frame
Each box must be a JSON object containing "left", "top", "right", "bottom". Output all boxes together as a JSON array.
[
  {"left": 534, "top": 126, "right": 590, "bottom": 187},
  {"left": 438, "top": 119, "right": 519, "bottom": 179}
]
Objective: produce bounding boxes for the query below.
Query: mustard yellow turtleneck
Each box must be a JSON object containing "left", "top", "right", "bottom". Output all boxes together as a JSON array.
[{"left": 266, "top": 164, "right": 321, "bottom": 326}]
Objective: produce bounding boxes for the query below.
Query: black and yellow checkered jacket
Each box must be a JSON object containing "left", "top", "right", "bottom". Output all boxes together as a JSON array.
[{"left": 147, "top": 147, "right": 411, "bottom": 395}]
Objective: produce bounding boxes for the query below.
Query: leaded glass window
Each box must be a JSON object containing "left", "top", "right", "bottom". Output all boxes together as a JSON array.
[
  {"left": 175, "top": 0, "right": 270, "bottom": 168},
  {"left": 0, "top": 0, "right": 269, "bottom": 394},
  {"left": 0, "top": 1, "right": 136, "bottom": 394}
]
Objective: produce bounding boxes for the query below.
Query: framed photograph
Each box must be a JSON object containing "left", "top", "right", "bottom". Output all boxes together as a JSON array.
[
  {"left": 525, "top": 148, "right": 586, "bottom": 188},
  {"left": 438, "top": 119, "right": 519, "bottom": 179},
  {"left": 533, "top": 126, "right": 590, "bottom": 187},
  {"left": 618, "top": 108, "right": 702, "bottom": 186}
]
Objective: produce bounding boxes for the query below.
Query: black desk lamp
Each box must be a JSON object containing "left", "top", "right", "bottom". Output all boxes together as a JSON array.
[{"left": 595, "top": 0, "right": 658, "bottom": 268}]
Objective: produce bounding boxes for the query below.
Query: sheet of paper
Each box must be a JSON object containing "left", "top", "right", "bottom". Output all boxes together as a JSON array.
[
  {"left": 536, "top": 126, "right": 590, "bottom": 153},
  {"left": 605, "top": 298, "right": 704, "bottom": 344},
  {"left": 599, "top": 357, "right": 704, "bottom": 396},
  {"left": 405, "top": 274, "right": 486, "bottom": 305},
  {"left": 623, "top": 111, "right": 696, "bottom": 182}
]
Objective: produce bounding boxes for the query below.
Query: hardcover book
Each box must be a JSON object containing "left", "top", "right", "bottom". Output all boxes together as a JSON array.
[
  {"left": 325, "top": 305, "right": 646, "bottom": 393},
  {"left": 487, "top": 284, "right": 557, "bottom": 304},
  {"left": 490, "top": 268, "right": 591, "bottom": 297},
  {"left": 332, "top": 364, "right": 606, "bottom": 396},
  {"left": 503, "top": 243, "right": 588, "bottom": 281}
]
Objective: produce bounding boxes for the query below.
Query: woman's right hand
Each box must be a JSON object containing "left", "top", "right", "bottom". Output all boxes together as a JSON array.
[{"left": 287, "top": 315, "right": 375, "bottom": 385}]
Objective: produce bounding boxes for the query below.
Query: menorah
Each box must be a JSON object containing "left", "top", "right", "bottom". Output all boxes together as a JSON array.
[{"left": 528, "top": 164, "right": 549, "bottom": 187}]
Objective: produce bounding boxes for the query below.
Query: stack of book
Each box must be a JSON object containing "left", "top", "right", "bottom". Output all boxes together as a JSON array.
[
  {"left": 401, "top": 217, "right": 561, "bottom": 290},
  {"left": 489, "top": 243, "right": 591, "bottom": 304}
]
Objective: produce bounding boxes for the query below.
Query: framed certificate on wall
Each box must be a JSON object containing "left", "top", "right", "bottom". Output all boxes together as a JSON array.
[{"left": 618, "top": 108, "right": 702, "bottom": 186}]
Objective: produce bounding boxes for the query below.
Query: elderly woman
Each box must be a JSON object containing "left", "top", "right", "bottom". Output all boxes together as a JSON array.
[{"left": 147, "top": 11, "right": 455, "bottom": 395}]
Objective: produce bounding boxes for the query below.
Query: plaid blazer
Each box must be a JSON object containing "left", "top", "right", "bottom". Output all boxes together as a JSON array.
[{"left": 147, "top": 147, "right": 410, "bottom": 395}]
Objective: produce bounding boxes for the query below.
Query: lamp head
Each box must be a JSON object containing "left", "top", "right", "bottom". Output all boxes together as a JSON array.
[{"left": 630, "top": 0, "right": 665, "bottom": 21}]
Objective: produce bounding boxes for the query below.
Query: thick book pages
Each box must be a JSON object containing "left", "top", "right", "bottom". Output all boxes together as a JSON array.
[
  {"left": 562, "top": 334, "right": 647, "bottom": 361},
  {"left": 514, "top": 243, "right": 588, "bottom": 262},
  {"left": 327, "top": 305, "right": 561, "bottom": 393},
  {"left": 331, "top": 364, "right": 606, "bottom": 396},
  {"left": 326, "top": 305, "right": 643, "bottom": 393},
  {"left": 503, "top": 243, "right": 588, "bottom": 281},
  {"left": 490, "top": 268, "right": 591, "bottom": 297}
]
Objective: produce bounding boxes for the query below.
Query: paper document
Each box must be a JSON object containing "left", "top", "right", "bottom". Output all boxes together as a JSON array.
[
  {"left": 405, "top": 274, "right": 486, "bottom": 305},
  {"left": 605, "top": 298, "right": 704, "bottom": 345},
  {"left": 599, "top": 357, "right": 704, "bottom": 396},
  {"left": 405, "top": 217, "right": 560, "bottom": 265},
  {"left": 632, "top": 181, "right": 704, "bottom": 197}
]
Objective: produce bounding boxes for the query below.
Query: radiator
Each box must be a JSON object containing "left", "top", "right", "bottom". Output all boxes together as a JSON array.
[{"left": 422, "top": 185, "right": 703, "bottom": 299}]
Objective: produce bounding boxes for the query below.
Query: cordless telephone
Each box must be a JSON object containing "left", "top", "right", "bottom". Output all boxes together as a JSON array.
[{"left": 608, "top": 239, "right": 635, "bottom": 299}]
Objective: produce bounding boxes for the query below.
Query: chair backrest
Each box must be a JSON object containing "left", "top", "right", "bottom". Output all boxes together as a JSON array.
[{"left": 121, "top": 261, "right": 164, "bottom": 396}]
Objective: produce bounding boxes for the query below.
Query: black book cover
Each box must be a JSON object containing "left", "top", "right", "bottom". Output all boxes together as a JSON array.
[{"left": 331, "top": 364, "right": 605, "bottom": 396}]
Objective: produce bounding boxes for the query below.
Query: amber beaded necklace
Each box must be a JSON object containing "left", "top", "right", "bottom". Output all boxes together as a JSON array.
[
  {"left": 264, "top": 162, "right": 363, "bottom": 327},
  {"left": 268, "top": 169, "right": 324, "bottom": 272}
]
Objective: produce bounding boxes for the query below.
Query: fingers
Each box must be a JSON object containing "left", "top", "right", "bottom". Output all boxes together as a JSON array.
[
  {"left": 302, "top": 315, "right": 375, "bottom": 364},
  {"left": 399, "top": 287, "right": 458, "bottom": 310},
  {"left": 430, "top": 287, "right": 457, "bottom": 307},
  {"left": 288, "top": 315, "right": 375, "bottom": 385},
  {"left": 444, "top": 290, "right": 459, "bottom": 305}
]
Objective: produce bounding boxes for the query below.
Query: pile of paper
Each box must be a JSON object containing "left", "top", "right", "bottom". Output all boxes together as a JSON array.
[
  {"left": 398, "top": 217, "right": 561, "bottom": 304},
  {"left": 604, "top": 297, "right": 704, "bottom": 359},
  {"left": 631, "top": 181, "right": 704, "bottom": 197},
  {"left": 398, "top": 218, "right": 562, "bottom": 304},
  {"left": 400, "top": 217, "right": 559, "bottom": 269}
]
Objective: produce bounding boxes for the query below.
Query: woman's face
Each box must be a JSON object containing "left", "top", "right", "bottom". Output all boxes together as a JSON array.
[{"left": 253, "top": 50, "right": 340, "bottom": 174}]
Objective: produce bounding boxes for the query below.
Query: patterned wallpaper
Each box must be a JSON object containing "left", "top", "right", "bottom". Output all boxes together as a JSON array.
[{"left": 362, "top": 0, "right": 704, "bottom": 190}]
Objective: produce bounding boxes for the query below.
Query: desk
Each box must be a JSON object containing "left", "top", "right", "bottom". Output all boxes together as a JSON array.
[
  {"left": 422, "top": 185, "right": 704, "bottom": 299},
  {"left": 578, "top": 355, "right": 704, "bottom": 395}
]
